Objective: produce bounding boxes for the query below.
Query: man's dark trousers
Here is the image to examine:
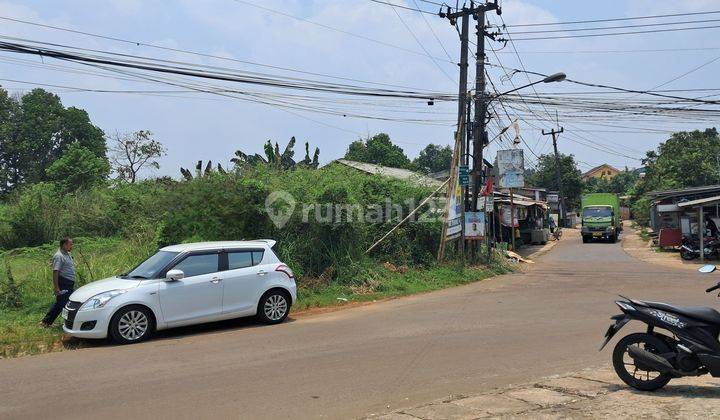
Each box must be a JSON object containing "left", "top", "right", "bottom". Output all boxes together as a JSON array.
[{"left": 42, "top": 276, "right": 75, "bottom": 325}]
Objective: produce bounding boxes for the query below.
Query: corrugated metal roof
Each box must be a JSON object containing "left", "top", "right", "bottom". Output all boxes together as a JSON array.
[
  {"left": 649, "top": 184, "right": 720, "bottom": 198},
  {"left": 677, "top": 195, "right": 720, "bottom": 208},
  {"left": 333, "top": 159, "right": 444, "bottom": 188}
]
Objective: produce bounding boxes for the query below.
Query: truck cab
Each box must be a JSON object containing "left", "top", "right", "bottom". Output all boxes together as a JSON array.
[{"left": 581, "top": 193, "right": 621, "bottom": 243}]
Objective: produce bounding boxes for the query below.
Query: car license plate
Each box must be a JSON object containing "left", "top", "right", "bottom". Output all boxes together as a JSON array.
[
  {"left": 61, "top": 308, "right": 68, "bottom": 320},
  {"left": 592, "top": 232, "right": 602, "bottom": 237}
]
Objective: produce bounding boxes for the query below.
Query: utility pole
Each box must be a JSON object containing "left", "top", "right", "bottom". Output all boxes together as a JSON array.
[
  {"left": 441, "top": 1, "right": 500, "bottom": 260},
  {"left": 456, "top": 9, "right": 470, "bottom": 258},
  {"left": 542, "top": 127, "right": 565, "bottom": 227}
]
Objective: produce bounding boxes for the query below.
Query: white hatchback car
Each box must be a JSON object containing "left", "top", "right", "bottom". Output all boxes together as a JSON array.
[{"left": 62, "top": 240, "right": 296, "bottom": 344}]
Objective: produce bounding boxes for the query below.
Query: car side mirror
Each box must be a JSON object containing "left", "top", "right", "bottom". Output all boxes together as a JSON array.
[
  {"left": 699, "top": 265, "right": 716, "bottom": 274},
  {"left": 166, "top": 269, "right": 185, "bottom": 281}
]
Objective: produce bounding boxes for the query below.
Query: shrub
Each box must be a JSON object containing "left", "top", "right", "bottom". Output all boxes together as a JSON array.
[{"left": 0, "top": 165, "right": 443, "bottom": 281}]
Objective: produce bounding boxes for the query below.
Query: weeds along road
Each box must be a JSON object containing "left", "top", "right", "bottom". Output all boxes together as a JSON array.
[{"left": 1, "top": 229, "right": 716, "bottom": 419}]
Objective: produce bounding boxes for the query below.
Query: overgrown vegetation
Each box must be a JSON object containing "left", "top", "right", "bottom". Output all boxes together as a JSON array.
[{"left": 0, "top": 86, "right": 505, "bottom": 358}]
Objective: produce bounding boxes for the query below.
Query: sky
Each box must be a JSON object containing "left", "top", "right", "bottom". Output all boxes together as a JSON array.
[{"left": 0, "top": 0, "right": 718, "bottom": 178}]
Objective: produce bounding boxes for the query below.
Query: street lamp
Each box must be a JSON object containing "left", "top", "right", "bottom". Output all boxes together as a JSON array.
[{"left": 488, "top": 72, "right": 566, "bottom": 100}]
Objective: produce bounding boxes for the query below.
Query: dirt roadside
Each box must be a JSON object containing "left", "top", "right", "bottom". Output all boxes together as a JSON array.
[
  {"left": 368, "top": 366, "right": 720, "bottom": 419},
  {"left": 620, "top": 224, "right": 704, "bottom": 272}
]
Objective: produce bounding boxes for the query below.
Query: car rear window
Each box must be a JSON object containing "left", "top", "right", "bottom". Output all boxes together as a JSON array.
[{"left": 227, "top": 250, "right": 264, "bottom": 270}]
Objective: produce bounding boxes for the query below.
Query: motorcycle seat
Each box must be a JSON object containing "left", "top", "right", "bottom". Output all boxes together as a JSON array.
[{"left": 643, "top": 301, "right": 720, "bottom": 325}]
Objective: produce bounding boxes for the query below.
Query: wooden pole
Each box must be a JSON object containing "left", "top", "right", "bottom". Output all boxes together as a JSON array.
[
  {"left": 699, "top": 205, "right": 705, "bottom": 263},
  {"left": 366, "top": 178, "right": 450, "bottom": 254},
  {"left": 510, "top": 189, "right": 516, "bottom": 251},
  {"left": 438, "top": 116, "right": 465, "bottom": 262},
  {"left": 497, "top": 202, "right": 503, "bottom": 244}
]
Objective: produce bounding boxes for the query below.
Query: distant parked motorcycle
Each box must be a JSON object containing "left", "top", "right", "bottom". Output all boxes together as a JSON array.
[
  {"left": 680, "top": 235, "right": 720, "bottom": 261},
  {"left": 599, "top": 264, "right": 720, "bottom": 391}
]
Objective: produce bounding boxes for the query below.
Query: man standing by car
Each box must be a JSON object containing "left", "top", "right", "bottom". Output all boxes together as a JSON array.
[{"left": 40, "top": 237, "right": 76, "bottom": 327}]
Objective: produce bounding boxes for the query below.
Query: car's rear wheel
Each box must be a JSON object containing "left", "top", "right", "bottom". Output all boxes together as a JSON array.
[
  {"left": 109, "top": 305, "right": 154, "bottom": 344},
  {"left": 257, "top": 290, "right": 290, "bottom": 324}
]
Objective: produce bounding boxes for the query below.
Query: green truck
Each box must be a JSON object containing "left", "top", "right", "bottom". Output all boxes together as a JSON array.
[{"left": 581, "top": 193, "right": 622, "bottom": 243}]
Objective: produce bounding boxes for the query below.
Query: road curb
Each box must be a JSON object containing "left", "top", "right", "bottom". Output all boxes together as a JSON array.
[{"left": 366, "top": 366, "right": 720, "bottom": 419}]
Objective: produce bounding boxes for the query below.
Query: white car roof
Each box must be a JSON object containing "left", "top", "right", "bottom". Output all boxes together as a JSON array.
[{"left": 160, "top": 240, "right": 276, "bottom": 253}]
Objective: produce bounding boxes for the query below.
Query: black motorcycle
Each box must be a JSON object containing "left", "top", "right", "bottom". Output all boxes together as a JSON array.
[
  {"left": 680, "top": 235, "right": 720, "bottom": 261},
  {"left": 600, "top": 264, "right": 720, "bottom": 391}
]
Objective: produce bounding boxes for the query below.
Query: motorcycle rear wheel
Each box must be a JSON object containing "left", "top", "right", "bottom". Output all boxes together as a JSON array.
[
  {"left": 680, "top": 249, "right": 697, "bottom": 261},
  {"left": 612, "top": 333, "right": 672, "bottom": 391}
]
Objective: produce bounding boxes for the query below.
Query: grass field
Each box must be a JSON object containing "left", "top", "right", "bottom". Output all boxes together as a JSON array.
[{"left": 0, "top": 238, "right": 512, "bottom": 358}]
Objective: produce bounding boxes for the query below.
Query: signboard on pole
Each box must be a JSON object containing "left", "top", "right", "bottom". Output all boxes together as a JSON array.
[
  {"left": 497, "top": 149, "right": 525, "bottom": 188},
  {"left": 445, "top": 172, "right": 462, "bottom": 240},
  {"left": 500, "top": 204, "right": 519, "bottom": 228},
  {"left": 458, "top": 165, "right": 470, "bottom": 187},
  {"left": 465, "top": 211, "right": 485, "bottom": 239},
  {"left": 477, "top": 196, "right": 494, "bottom": 212}
]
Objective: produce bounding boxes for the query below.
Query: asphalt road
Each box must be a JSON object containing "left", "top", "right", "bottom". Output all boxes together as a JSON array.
[{"left": 1, "top": 230, "right": 717, "bottom": 419}]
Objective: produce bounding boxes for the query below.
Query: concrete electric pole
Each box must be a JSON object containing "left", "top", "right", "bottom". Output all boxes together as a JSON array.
[
  {"left": 441, "top": 1, "right": 500, "bottom": 259},
  {"left": 542, "top": 127, "right": 566, "bottom": 227}
]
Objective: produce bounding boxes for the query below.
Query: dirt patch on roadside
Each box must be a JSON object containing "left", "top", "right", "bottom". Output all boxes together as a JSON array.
[{"left": 621, "top": 225, "right": 705, "bottom": 271}]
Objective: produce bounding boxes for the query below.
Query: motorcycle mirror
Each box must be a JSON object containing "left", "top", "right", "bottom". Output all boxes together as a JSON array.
[{"left": 699, "top": 264, "right": 716, "bottom": 273}]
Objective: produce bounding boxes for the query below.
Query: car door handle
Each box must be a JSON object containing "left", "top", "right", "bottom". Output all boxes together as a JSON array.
[
  {"left": 257, "top": 270, "right": 267, "bottom": 276},
  {"left": 210, "top": 277, "right": 222, "bottom": 284}
]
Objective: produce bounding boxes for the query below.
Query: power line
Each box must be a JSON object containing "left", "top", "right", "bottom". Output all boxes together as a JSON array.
[
  {"left": 504, "top": 10, "right": 720, "bottom": 27},
  {"left": 367, "top": 0, "right": 436, "bottom": 15},
  {"left": 493, "top": 47, "right": 720, "bottom": 54},
  {"left": 416, "top": 0, "right": 452, "bottom": 8},
  {"left": 509, "top": 17, "right": 720, "bottom": 35},
  {"left": 230, "top": 0, "right": 453, "bottom": 62},
  {"left": 411, "top": 0, "right": 455, "bottom": 62},
  {"left": 0, "top": 15, "right": 445, "bottom": 91},
  {"left": 511, "top": 23, "right": 720, "bottom": 41},
  {"left": 0, "top": 40, "right": 453, "bottom": 100},
  {"left": 389, "top": 4, "right": 456, "bottom": 82},
  {"left": 486, "top": 62, "right": 720, "bottom": 105}
]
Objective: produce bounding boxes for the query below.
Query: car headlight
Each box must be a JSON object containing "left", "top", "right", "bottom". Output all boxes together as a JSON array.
[
  {"left": 79, "top": 290, "right": 127, "bottom": 311},
  {"left": 606, "top": 226, "right": 614, "bottom": 232}
]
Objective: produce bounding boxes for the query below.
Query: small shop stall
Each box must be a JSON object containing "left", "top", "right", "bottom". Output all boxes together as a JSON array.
[
  {"left": 648, "top": 185, "right": 720, "bottom": 247},
  {"left": 494, "top": 192, "right": 550, "bottom": 247}
]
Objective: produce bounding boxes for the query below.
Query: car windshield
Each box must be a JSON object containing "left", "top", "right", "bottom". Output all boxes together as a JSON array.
[
  {"left": 124, "top": 251, "right": 179, "bottom": 279},
  {"left": 583, "top": 207, "right": 612, "bottom": 218}
]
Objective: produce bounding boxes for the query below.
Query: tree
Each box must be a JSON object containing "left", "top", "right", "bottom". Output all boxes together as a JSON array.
[
  {"left": 0, "top": 88, "right": 106, "bottom": 192},
  {"left": 639, "top": 128, "right": 720, "bottom": 191},
  {"left": 584, "top": 168, "right": 639, "bottom": 196},
  {"left": 46, "top": 141, "right": 110, "bottom": 191},
  {"left": 180, "top": 160, "right": 226, "bottom": 180},
  {"left": 526, "top": 153, "right": 583, "bottom": 210},
  {"left": 344, "top": 133, "right": 411, "bottom": 168},
  {"left": 110, "top": 130, "right": 166, "bottom": 183},
  {"left": 412, "top": 143, "right": 452, "bottom": 173},
  {"left": 626, "top": 128, "right": 720, "bottom": 225},
  {"left": 231, "top": 137, "right": 320, "bottom": 169},
  {"left": 297, "top": 141, "right": 320, "bottom": 169}
]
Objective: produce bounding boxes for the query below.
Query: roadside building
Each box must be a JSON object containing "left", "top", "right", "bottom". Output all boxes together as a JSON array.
[
  {"left": 581, "top": 164, "right": 620, "bottom": 181},
  {"left": 648, "top": 185, "right": 720, "bottom": 248},
  {"left": 334, "top": 159, "right": 551, "bottom": 248}
]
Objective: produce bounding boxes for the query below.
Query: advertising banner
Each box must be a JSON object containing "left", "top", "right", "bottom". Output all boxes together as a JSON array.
[{"left": 497, "top": 149, "right": 525, "bottom": 188}]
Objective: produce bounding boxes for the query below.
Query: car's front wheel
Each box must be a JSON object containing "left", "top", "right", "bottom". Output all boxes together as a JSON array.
[
  {"left": 109, "top": 305, "right": 155, "bottom": 344},
  {"left": 257, "top": 290, "right": 290, "bottom": 324}
]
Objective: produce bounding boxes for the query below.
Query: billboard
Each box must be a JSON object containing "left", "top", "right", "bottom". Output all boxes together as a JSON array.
[
  {"left": 497, "top": 149, "right": 525, "bottom": 189},
  {"left": 465, "top": 211, "right": 485, "bottom": 239}
]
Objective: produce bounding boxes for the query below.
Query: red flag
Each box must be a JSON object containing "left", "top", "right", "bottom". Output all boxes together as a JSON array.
[{"left": 481, "top": 176, "right": 494, "bottom": 196}]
